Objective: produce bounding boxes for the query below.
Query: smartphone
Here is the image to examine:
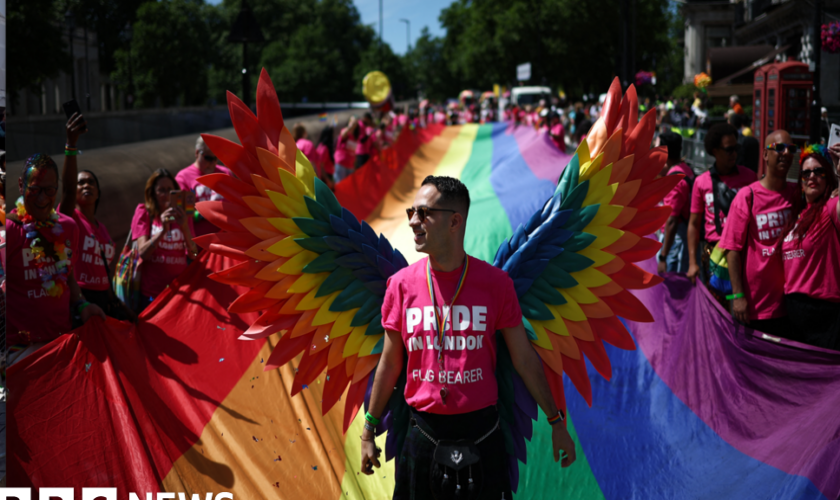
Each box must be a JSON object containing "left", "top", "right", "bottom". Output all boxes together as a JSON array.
[
  {"left": 62, "top": 99, "right": 87, "bottom": 131},
  {"left": 169, "top": 190, "right": 185, "bottom": 212},
  {"left": 829, "top": 124, "right": 840, "bottom": 150},
  {"left": 185, "top": 191, "right": 196, "bottom": 216}
]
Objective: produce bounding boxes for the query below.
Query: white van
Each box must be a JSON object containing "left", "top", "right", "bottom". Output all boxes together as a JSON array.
[{"left": 511, "top": 86, "right": 552, "bottom": 107}]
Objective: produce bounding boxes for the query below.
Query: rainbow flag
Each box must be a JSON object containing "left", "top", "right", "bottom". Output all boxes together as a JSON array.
[
  {"left": 318, "top": 112, "right": 328, "bottom": 122},
  {"left": 8, "top": 124, "right": 840, "bottom": 499}
]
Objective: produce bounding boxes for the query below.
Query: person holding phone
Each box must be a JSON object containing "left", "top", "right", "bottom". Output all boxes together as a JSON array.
[
  {"left": 174, "top": 136, "right": 232, "bottom": 237},
  {"left": 779, "top": 145, "right": 840, "bottom": 350},
  {"left": 57, "top": 112, "right": 133, "bottom": 322},
  {"left": 130, "top": 169, "right": 198, "bottom": 314}
]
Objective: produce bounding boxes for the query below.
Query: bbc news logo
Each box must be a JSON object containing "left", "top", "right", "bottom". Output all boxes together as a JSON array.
[{"left": 0, "top": 489, "right": 233, "bottom": 500}]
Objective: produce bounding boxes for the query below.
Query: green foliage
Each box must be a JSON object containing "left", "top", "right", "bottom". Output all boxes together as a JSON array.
[
  {"left": 403, "top": 27, "right": 460, "bottom": 101},
  {"left": 671, "top": 83, "right": 697, "bottom": 100},
  {"left": 111, "top": 0, "right": 212, "bottom": 107},
  {"left": 353, "top": 41, "right": 411, "bottom": 101},
  {"left": 439, "top": 0, "right": 676, "bottom": 98},
  {"left": 8, "top": 0, "right": 71, "bottom": 101}
]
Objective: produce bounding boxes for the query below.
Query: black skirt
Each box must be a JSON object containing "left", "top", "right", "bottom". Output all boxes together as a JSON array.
[
  {"left": 785, "top": 293, "right": 840, "bottom": 351},
  {"left": 394, "top": 406, "right": 511, "bottom": 500}
]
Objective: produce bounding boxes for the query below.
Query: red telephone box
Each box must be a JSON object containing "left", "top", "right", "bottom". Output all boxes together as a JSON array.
[
  {"left": 751, "top": 63, "right": 771, "bottom": 140},
  {"left": 757, "top": 61, "right": 813, "bottom": 176}
]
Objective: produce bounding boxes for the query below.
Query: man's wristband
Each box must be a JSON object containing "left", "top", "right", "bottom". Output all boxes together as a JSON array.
[
  {"left": 547, "top": 411, "right": 565, "bottom": 425},
  {"left": 76, "top": 301, "right": 92, "bottom": 314},
  {"left": 363, "top": 422, "right": 376, "bottom": 433},
  {"left": 365, "top": 412, "right": 381, "bottom": 426},
  {"left": 65, "top": 148, "right": 79, "bottom": 156},
  {"left": 658, "top": 253, "right": 667, "bottom": 262},
  {"left": 726, "top": 292, "right": 745, "bottom": 300}
]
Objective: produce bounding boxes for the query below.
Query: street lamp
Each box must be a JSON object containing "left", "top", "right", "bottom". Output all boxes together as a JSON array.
[
  {"left": 123, "top": 23, "right": 135, "bottom": 109},
  {"left": 65, "top": 9, "right": 76, "bottom": 101},
  {"left": 400, "top": 19, "right": 410, "bottom": 52},
  {"left": 228, "top": 0, "right": 265, "bottom": 108}
]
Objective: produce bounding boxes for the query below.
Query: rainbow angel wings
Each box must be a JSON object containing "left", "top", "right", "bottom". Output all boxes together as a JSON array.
[{"left": 196, "top": 70, "right": 679, "bottom": 491}]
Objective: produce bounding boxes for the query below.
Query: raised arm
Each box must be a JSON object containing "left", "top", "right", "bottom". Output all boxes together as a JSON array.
[{"left": 59, "top": 113, "right": 87, "bottom": 217}]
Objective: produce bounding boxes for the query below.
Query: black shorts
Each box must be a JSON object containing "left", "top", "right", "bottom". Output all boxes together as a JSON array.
[
  {"left": 394, "top": 406, "right": 511, "bottom": 500},
  {"left": 785, "top": 293, "right": 840, "bottom": 350},
  {"left": 355, "top": 154, "right": 370, "bottom": 169}
]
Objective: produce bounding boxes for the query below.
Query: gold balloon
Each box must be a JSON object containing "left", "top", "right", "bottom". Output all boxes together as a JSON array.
[{"left": 363, "top": 71, "right": 392, "bottom": 105}]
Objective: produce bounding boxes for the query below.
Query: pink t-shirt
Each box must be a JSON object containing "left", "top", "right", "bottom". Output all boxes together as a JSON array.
[
  {"left": 175, "top": 163, "right": 233, "bottom": 237},
  {"left": 71, "top": 208, "right": 115, "bottom": 291},
  {"left": 718, "top": 181, "right": 797, "bottom": 320},
  {"left": 311, "top": 143, "right": 335, "bottom": 176},
  {"left": 130, "top": 204, "right": 195, "bottom": 298},
  {"left": 381, "top": 256, "right": 522, "bottom": 415},
  {"left": 334, "top": 128, "right": 355, "bottom": 167},
  {"left": 356, "top": 126, "right": 375, "bottom": 156},
  {"left": 782, "top": 197, "right": 840, "bottom": 302},
  {"left": 549, "top": 123, "right": 565, "bottom": 151},
  {"left": 663, "top": 163, "right": 696, "bottom": 222},
  {"left": 7, "top": 211, "right": 79, "bottom": 345},
  {"left": 296, "top": 138, "right": 314, "bottom": 160},
  {"left": 690, "top": 165, "right": 756, "bottom": 242}
]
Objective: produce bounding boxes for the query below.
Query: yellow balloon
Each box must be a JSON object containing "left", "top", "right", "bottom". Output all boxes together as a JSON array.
[{"left": 363, "top": 71, "right": 391, "bottom": 105}]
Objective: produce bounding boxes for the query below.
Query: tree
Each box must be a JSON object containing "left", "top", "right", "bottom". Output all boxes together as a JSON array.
[
  {"left": 111, "top": 0, "right": 212, "bottom": 108},
  {"left": 8, "top": 0, "right": 72, "bottom": 103},
  {"left": 439, "top": 0, "right": 675, "bottom": 98},
  {"left": 353, "top": 39, "right": 411, "bottom": 101},
  {"left": 403, "top": 27, "right": 459, "bottom": 102}
]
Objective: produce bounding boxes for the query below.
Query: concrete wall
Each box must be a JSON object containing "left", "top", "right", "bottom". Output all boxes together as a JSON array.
[
  {"left": 7, "top": 105, "right": 369, "bottom": 162},
  {"left": 7, "top": 109, "right": 360, "bottom": 247}
]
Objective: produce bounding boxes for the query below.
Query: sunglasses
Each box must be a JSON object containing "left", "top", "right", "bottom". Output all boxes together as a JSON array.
[
  {"left": 800, "top": 167, "right": 827, "bottom": 180},
  {"left": 26, "top": 185, "right": 58, "bottom": 197},
  {"left": 718, "top": 145, "right": 738, "bottom": 154},
  {"left": 406, "top": 206, "right": 456, "bottom": 222},
  {"left": 765, "top": 143, "right": 799, "bottom": 154},
  {"left": 203, "top": 154, "right": 218, "bottom": 162}
]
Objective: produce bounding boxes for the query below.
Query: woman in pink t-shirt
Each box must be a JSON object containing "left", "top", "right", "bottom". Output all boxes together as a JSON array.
[
  {"left": 293, "top": 123, "right": 314, "bottom": 159},
  {"left": 334, "top": 116, "right": 358, "bottom": 184},
  {"left": 780, "top": 146, "right": 840, "bottom": 350},
  {"left": 131, "top": 169, "right": 198, "bottom": 313},
  {"left": 58, "top": 118, "right": 126, "bottom": 320},
  {"left": 311, "top": 125, "right": 335, "bottom": 188}
]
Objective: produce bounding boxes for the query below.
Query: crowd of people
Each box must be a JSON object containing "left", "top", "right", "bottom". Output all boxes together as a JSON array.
[
  {"left": 656, "top": 122, "right": 840, "bottom": 350},
  {"left": 2, "top": 98, "right": 838, "bottom": 369}
]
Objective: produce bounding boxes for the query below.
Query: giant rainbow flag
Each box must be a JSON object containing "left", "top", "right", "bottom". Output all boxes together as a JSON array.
[{"left": 8, "top": 122, "right": 840, "bottom": 499}]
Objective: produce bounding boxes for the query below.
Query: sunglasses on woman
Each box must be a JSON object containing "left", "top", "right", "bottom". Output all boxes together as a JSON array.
[
  {"left": 800, "top": 167, "right": 827, "bottom": 180},
  {"left": 765, "top": 143, "right": 799, "bottom": 154},
  {"left": 204, "top": 154, "right": 218, "bottom": 162},
  {"left": 406, "top": 206, "right": 456, "bottom": 222}
]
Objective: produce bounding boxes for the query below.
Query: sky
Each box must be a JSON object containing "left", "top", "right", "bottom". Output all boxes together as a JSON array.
[
  {"left": 207, "top": 0, "right": 452, "bottom": 56},
  {"left": 351, "top": 0, "right": 450, "bottom": 55}
]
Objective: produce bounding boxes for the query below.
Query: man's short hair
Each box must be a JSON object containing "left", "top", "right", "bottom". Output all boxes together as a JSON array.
[
  {"left": 704, "top": 123, "right": 738, "bottom": 155},
  {"left": 421, "top": 175, "right": 470, "bottom": 218},
  {"left": 657, "top": 131, "right": 683, "bottom": 162},
  {"left": 196, "top": 136, "right": 207, "bottom": 153},
  {"left": 730, "top": 95, "right": 739, "bottom": 102}
]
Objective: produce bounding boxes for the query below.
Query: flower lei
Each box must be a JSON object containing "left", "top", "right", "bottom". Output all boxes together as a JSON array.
[{"left": 15, "top": 198, "right": 73, "bottom": 298}]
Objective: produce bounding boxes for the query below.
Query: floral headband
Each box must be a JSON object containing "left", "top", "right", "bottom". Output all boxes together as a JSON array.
[{"left": 799, "top": 144, "right": 831, "bottom": 166}]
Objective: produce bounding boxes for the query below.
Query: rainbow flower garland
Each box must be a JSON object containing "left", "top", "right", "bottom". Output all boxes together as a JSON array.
[
  {"left": 16, "top": 198, "right": 73, "bottom": 298},
  {"left": 800, "top": 143, "right": 831, "bottom": 165}
]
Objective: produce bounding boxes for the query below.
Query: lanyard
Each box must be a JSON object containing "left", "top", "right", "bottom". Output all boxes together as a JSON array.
[{"left": 425, "top": 257, "right": 469, "bottom": 362}]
